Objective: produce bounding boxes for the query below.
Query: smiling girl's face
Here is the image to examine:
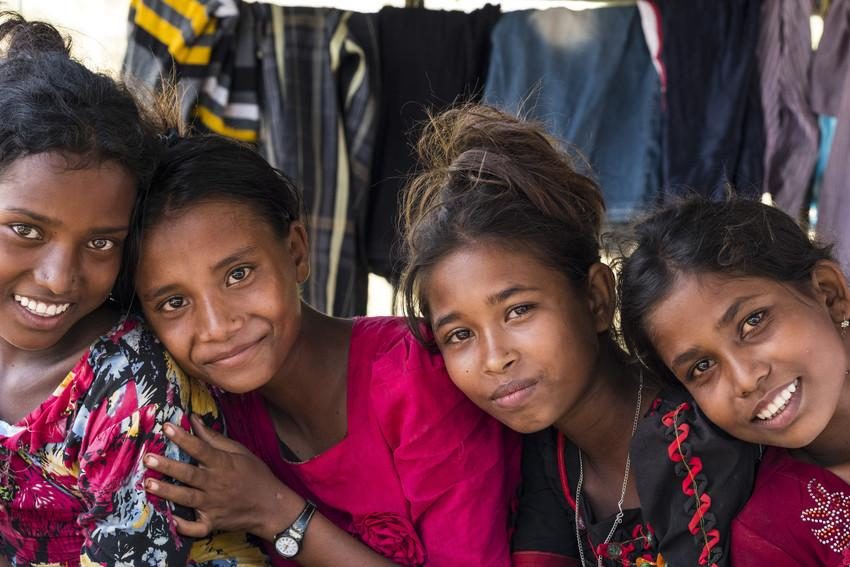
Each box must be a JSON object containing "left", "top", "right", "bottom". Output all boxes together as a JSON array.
[
  {"left": 135, "top": 199, "right": 309, "bottom": 394},
  {"left": 646, "top": 266, "right": 850, "bottom": 449},
  {"left": 0, "top": 153, "right": 135, "bottom": 352}
]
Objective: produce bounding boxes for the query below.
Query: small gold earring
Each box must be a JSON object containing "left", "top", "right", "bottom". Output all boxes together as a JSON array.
[{"left": 841, "top": 319, "right": 849, "bottom": 338}]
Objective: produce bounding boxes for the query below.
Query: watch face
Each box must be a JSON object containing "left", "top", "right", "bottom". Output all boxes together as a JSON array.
[{"left": 275, "top": 535, "right": 300, "bottom": 558}]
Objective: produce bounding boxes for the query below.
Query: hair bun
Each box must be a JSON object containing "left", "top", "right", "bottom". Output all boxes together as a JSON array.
[{"left": 0, "top": 12, "right": 71, "bottom": 59}]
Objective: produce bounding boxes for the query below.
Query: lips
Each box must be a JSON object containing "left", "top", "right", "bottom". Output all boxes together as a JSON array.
[
  {"left": 489, "top": 378, "right": 539, "bottom": 411},
  {"left": 203, "top": 336, "right": 265, "bottom": 367}
]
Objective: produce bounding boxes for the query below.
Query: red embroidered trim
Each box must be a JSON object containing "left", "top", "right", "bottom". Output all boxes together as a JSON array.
[{"left": 661, "top": 402, "right": 721, "bottom": 567}]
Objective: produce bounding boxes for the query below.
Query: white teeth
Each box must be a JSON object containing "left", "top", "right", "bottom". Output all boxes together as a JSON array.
[
  {"left": 13, "top": 294, "right": 70, "bottom": 318},
  {"left": 756, "top": 379, "right": 800, "bottom": 421}
]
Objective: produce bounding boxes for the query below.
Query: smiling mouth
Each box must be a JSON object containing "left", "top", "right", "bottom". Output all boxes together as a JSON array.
[
  {"left": 754, "top": 378, "right": 800, "bottom": 421},
  {"left": 205, "top": 337, "right": 265, "bottom": 366},
  {"left": 14, "top": 294, "right": 71, "bottom": 318}
]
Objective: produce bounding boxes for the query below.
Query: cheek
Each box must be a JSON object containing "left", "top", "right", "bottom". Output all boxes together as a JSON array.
[
  {"left": 84, "top": 256, "right": 122, "bottom": 297},
  {"left": 442, "top": 352, "right": 484, "bottom": 399}
]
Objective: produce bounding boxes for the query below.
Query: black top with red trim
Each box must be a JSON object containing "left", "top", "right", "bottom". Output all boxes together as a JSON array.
[{"left": 511, "top": 387, "right": 761, "bottom": 567}]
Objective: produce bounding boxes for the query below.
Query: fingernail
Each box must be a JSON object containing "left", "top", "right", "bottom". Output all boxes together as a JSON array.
[
  {"left": 146, "top": 479, "right": 159, "bottom": 491},
  {"left": 163, "top": 423, "right": 175, "bottom": 436},
  {"left": 145, "top": 455, "right": 159, "bottom": 467},
  {"left": 190, "top": 414, "right": 203, "bottom": 425}
]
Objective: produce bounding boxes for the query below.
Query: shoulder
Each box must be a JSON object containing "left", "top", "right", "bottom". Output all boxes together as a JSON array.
[
  {"left": 355, "top": 316, "right": 448, "bottom": 383},
  {"left": 80, "top": 315, "right": 215, "bottom": 422},
  {"left": 632, "top": 386, "right": 760, "bottom": 567}
]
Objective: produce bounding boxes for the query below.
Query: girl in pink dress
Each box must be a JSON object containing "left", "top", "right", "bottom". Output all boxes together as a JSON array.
[
  {"left": 0, "top": 14, "right": 264, "bottom": 567},
  {"left": 131, "top": 134, "right": 520, "bottom": 566},
  {"left": 619, "top": 197, "right": 850, "bottom": 565}
]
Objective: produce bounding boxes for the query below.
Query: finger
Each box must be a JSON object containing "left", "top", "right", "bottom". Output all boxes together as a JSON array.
[
  {"left": 173, "top": 514, "right": 213, "bottom": 538},
  {"left": 144, "top": 453, "right": 207, "bottom": 487},
  {"left": 144, "top": 476, "right": 206, "bottom": 509},
  {"left": 163, "top": 422, "right": 216, "bottom": 464},
  {"left": 190, "top": 414, "right": 245, "bottom": 453}
]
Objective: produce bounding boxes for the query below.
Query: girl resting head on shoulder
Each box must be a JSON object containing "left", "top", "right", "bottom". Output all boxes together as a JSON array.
[
  {"left": 619, "top": 197, "right": 850, "bottom": 566},
  {"left": 129, "top": 133, "right": 520, "bottom": 567},
  {"left": 398, "top": 104, "right": 759, "bottom": 567},
  {"left": 0, "top": 12, "right": 266, "bottom": 567}
]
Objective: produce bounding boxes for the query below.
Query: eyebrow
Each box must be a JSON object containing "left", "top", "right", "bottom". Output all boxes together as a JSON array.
[
  {"left": 432, "top": 285, "right": 540, "bottom": 330},
  {"left": 141, "top": 245, "right": 258, "bottom": 302},
  {"left": 211, "top": 245, "right": 257, "bottom": 272},
  {"left": 4, "top": 207, "right": 128, "bottom": 234},
  {"left": 668, "top": 294, "right": 761, "bottom": 371},
  {"left": 487, "top": 285, "right": 540, "bottom": 306},
  {"left": 718, "top": 294, "right": 760, "bottom": 328}
]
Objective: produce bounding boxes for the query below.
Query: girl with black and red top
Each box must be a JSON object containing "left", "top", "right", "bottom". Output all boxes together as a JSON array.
[
  {"left": 620, "top": 197, "right": 850, "bottom": 565},
  {"left": 397, "top": 104, "right": 759, "bottom": 566}
]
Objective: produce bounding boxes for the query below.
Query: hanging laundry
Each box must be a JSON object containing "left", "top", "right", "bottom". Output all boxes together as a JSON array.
[
  {"left": 256, "top": 6, "right": 378, "bottom": 316},
  {"left": 123, "top": 0, "right": 260, "bottom": 142},
  {"left": 651, "top": 0, "right": 764, "bottom": 200},
  {"left": 811, "top": 0, "right": 850, "bottom": 270},
  {"left": 368, "top": 5, "right": 500, "bottom": 282},
  {"left": 758, "top": 0, "right": 819, "bottom": 217},
  {"left": 483, "top": 6, "right": 661, "bottom": 222}
]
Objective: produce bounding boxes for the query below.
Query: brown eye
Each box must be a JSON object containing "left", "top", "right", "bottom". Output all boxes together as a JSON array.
[
  {"left": 11, "top": 224, "right": 41, "bottom": 240},
  {"left": 88, "top": 238, "right": 115, "bottom": 250},
  {"left": 226, "top": 266, "right": 253, "bottom": 286}
]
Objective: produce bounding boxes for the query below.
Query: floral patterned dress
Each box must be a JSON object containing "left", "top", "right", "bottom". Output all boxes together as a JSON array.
[{"left": 0, "top": 316, "right": 268, "bottom": 567}]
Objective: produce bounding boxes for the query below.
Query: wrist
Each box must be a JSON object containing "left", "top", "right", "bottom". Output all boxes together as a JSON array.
[{"left": 255, "top": 489, "right": 306, "bottom": 542}]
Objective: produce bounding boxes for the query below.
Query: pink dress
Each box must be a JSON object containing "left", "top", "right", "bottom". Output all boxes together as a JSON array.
[
  {"left": 732, "top": 446, "right": 850, "bottom": 566},
  {"left": 217, "top": 317, "right": 521, "bottom": 566}
]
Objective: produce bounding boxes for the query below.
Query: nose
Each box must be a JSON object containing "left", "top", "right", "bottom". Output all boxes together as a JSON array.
[
  {"left": 727, "top": 354, "right": 769, "bottom": 398},
  {"left": 195, "top": 295, "right": 243, "bottom": 343},
  {"left": 482, "top": 330, "right": 518, "bottom": 374},
  {"left": 33, "top": 244, "right": 79, "bottom": 296}
]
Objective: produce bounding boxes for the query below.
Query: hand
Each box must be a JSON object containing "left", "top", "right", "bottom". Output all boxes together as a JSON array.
[{"left": 144, "top": 414, "right": 304, "bottom": 540}]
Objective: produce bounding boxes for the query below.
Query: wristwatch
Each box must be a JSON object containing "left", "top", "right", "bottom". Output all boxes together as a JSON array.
[{"left": 274, "top": 500, "right": 318, "bottom": 558}]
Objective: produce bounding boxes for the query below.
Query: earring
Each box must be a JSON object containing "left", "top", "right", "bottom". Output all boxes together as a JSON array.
[{"left": 841, "top": 318, "right": 849, "bottom": 338}]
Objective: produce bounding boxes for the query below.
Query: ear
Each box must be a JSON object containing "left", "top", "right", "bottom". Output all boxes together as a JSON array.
[
  {"left": 810, "top": 260, "right": 850, "bottom": 324},
  {"left": 586, "top": 262, "right": 616, "bottom": 334},
  {"left": 287, "top": 221, "right": 310, "bottom": 284}
]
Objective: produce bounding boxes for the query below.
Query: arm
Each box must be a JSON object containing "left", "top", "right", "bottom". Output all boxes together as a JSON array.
[
  {"left": 371, "top": 343, "right": 521, "bottom": 567},
  {"left": 145, "top": 417, "right": 399, "bottom": 566}
]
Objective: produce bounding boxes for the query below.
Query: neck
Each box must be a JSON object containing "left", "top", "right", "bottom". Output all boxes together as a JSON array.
[
  {"left": 553, "top": 341, "right": 648, "bottom": 472},
  {"left": 259, "top": 304, "right": 352, "bottom": 433},
  {"left": 802, "top": 373, "right": 850, "bottom": 468}
]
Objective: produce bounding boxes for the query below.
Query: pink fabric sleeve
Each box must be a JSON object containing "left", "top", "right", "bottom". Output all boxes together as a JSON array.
[{"left": 371, "top": 335, "right": 521, "bottom": 567}]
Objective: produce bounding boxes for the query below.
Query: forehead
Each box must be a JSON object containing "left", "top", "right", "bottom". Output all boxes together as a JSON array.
[
  {"left": 137, "top": 200, "right": 281, "bottom": 275},
  {"left": 424, "top": 241, "right": 573, "bottom": 307},
  {"left": 646, "top": 272, "right": 797, "bottom": 346},
  {"left": 0, "top": 153, "right": 135, "bottom": 217}
]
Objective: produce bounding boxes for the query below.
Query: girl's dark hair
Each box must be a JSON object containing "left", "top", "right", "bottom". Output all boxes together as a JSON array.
[
  {"left": 618, "top": 197, "right": 834, "bottom": 382},
  {"left": 118, "top": 134, "right": 304, "bottom": 306},
  {"left": 0, "top": 12, "right": 159, "bottom": 186},
  {"left": 398, "top": 104, "right": 605, "bottom": 346}
]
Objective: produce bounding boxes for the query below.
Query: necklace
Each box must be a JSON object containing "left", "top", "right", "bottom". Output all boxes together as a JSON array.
[{"left": 574, "top": 372, "right": 643, "bottom": 567}]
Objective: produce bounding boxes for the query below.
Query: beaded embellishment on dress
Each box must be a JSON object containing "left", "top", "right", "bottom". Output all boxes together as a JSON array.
[{"left": 801, "top": 479, "right": 850, "bottom": 554}]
